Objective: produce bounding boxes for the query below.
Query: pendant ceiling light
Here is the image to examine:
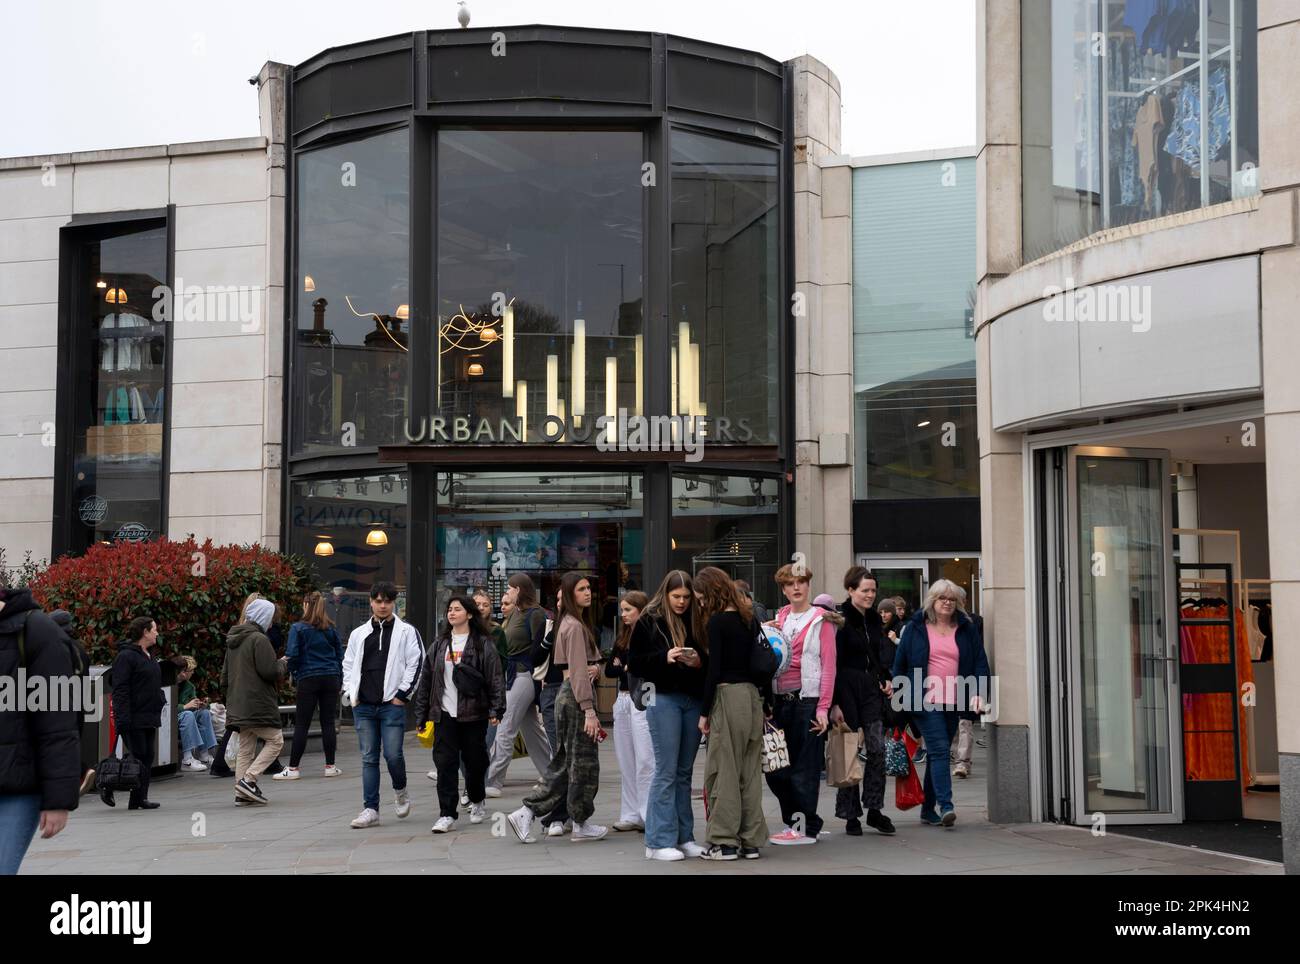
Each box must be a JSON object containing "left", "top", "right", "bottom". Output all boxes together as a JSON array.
[
  {"left": 365, "top": 528, "right": 388, "bottom": 547},
  {"left": 314, "top": 539, "right": 334, "bottom": 557}
]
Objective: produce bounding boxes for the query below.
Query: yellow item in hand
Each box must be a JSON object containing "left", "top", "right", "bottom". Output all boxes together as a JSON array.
[{"left": 417, "top": 721, "right": 435, "bottom": 748}]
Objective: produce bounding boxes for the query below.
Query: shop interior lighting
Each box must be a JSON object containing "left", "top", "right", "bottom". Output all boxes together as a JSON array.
[
  {"left": 95, "top": 279, "right": 107, "bottom": 289},
  {"left": 546, "top": 353, "right": 559, "bottom": 417},
  {"left": 365, "top": 528, "right": 389, "bottom": 547},
  {"left": 605, "top": 351, "right": 617, "bottom": 420},
  {"left": 917, "top": 420, "right": 931, "bottom": 428},
  {"left": 516, "top": 380, "right": 528, "bottom": 437},
  {"left": 502, "top": 303, "right": 514, "bottom": 396},
  {"left": 314, "top": 539, "right": 334, "bottom": 557},
  {"left": 634, "top": 334, "right": 643, "bottom": 415},
  {"left": 572, "top": 318, "right": 586, "bottom": 421},
  {"left": 468, "top": 361, "right": 485, "bottom": 377},
  {"left": 395, "top": 304, "right": 409, "bottom": 320},
  {"left": 105, "top": 287, "right": 128, "bottom": 304},
  {"left": 303, "top": 275, "right": 316, "bottom": 292}
]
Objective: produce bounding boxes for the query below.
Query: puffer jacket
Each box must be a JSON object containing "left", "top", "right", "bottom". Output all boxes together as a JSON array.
[
  {"left": 110, "top": 642, "right": 164, "bottom": 730},
  {"left": 0, "top": 590, "right": 81, "bottom": 811},
  {"left": 413, "top": 627, "right": 506, "bottom": 726},
  {"left": 221, "top": 622, "right": 285, "bottom": 729}
]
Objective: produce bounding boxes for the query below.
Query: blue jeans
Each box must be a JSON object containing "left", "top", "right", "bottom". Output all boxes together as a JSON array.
[
  {"left": 178, "top": 708, "right": 217, "bottom": 756},
  {"left": 644, "top": 691, "right": 703, "bottom": 849},
  {"left": 353, "top": 702, "right": 407, "bottom": 811},
  {"left": 0, "top": 794, "right": 42, "bottom": 875},
  {"left": 915, "top": 708, "right": 959, "bottom": 814}
]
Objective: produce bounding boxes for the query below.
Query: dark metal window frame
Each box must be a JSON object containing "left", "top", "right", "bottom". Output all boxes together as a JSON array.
[{"left": 52, "top": 207, "right": 174, "bottom": 560}]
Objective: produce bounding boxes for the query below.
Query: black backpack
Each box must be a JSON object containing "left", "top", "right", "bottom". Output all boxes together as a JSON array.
[
  {"left": 11, "top": 610, "right": 92, "bottom": 725},
  {"left": 749, "top": 618, "right": 779, "bottom": 680}
]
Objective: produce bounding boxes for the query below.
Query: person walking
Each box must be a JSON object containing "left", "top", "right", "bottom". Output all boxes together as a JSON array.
[
  {"left": 764, "top": 564, "right": 839, "bottom": 845},
  {"left": 507, "top": 572, "right": 607, "bottom": 844},
  {"left": 414, "top": 595, "right": 506, "bottom": 833},
  {"left": 0, "top": 588, "right": 79, "bottom": 874},
  {"left": 891, "top": 580, "right": 990, "bottom": 828},
  {"left": 606, "top": 590, "right": 652, "bottom": 832},
  {"left": 174, "top": 656, "right": 217, "bottom": 771},
  {"left": 342, "top": 582, "right": 424, "bottom": 829},
  {"left": 274, "top": 591, "right": 345, "bottom": 781},
  {"left": 108, "top": 615, "right": 166, "bottom": 810},
  {"left": 532, "top": 586, "right": 566, "bottom": 756},
  {"left": 831, "top": 567, "right": 895, "bottom": 837},
  {"left": 627, "top": 570, "right": 707, "bottom": 861},
  {"left": 223, "top": 599, "right": 287, "bottom": 806},
  {"left": 484, "top": 573, "right": 552, "bottom": 796},
  {"left": 695, "top": 568, "right": 769, "bottom": 861},
  {"left": 952, "top": 612, "right": 985, "bottom": 779},
  {"left": 209, "top": 593, "right": 267, "bottom": 779}
]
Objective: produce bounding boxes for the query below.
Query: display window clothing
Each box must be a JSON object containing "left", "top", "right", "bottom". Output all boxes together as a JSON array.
[
  {"left": 1179, "top": 602, "right": 1254, "bottom": 789},
  {"left": 98, "top": 311, "right": 153, "bottom": 373}
]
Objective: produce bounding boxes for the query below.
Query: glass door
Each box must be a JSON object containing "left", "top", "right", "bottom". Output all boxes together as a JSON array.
[
  {"left": 1067, "top": 446, "right": 1181, "bottom": 824},
  {"left": 858, "top": 556, "right": 928, "bottom": 617}
]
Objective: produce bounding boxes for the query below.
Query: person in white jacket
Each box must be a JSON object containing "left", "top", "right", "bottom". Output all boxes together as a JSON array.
[{"left": 342, "top": 582, "right": 424, "bottom": 829}]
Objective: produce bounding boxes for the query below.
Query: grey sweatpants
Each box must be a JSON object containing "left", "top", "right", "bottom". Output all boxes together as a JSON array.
[{"left": 486, "top": 672, "right": 552, "bottom": 789}]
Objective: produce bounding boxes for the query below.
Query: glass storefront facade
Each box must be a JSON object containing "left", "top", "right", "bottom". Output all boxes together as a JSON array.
[
  {"left": 284, "top": 28, "right": 791, "bottom": 642},
  {"left": 1022, "top": 0, "right": 1260, "bottom": 259}
]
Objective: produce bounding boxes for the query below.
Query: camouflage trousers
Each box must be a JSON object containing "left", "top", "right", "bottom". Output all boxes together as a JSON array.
[{"left": 524, "top": 680, "right": 600, "bottom": 824}]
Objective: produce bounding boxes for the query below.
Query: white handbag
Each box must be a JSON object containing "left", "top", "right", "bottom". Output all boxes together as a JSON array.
[{"left": 761, "top": 721, "right": 791, "bottom": 773}]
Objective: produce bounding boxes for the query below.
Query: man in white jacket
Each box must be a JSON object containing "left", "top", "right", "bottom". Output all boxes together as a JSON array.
[{"left": 342, "top": 582, "right": 423, "bottom": 828}]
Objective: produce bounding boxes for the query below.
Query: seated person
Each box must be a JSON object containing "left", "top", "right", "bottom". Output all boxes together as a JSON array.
[{"left": 175, "top": 656, "right": 217, "bottom": 771}]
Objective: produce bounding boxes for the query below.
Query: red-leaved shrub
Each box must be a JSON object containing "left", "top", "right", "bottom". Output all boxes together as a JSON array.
[{"left": 30, "top": 538, "right": 315, "bottom": 699}]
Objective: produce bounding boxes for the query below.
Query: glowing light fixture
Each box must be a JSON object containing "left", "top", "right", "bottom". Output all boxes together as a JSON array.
[
  {"left": 467, "top": 361, "right": 485, "bottom": 377},
  {"left": 634, "top": 334, "right": 643, "bottom": 415},
  {"left": 571, "top": 318, "right": 586, "bottom": 421},
  {"left": 395, "top": 304, "right": 409, "bottom": 320},
  {"left": 105, "top": 287, "right": 127, "bottom": 304},
  {"left": 303, "top": 275, "right": 316, "bottom": 292},
  {"left": 95, "top": 279, "right": 107, "bottom": 289},
  {"left": 366, "top": 529, "right": 389, "bottom": 547},
  {"left": 546, "top": 354, "right": 559, "bottom": 417},
  {"left": 917, "top": 420, "right": 931, "bottom": 428},
  {"left": 605, "top": 354, "right": 617, "bottom": 420},
  {"left": 501, "top": 303, "right": 514, "bottom": 396},
  {"left": 516, "top": 380, "right": 528, "bottom": 438},
  {"left": 314, "top": 539, "right": 334, "bottom": 557}
]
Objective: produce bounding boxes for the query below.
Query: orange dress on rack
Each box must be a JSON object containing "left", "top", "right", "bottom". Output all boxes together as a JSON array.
[{"left": 1180, "top": 604, "right": 1253, "bottom": 790}]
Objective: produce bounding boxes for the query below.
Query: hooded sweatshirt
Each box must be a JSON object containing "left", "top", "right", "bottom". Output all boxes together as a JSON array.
[{"left": 221, "top": 622, "right": 284, "bottom": 729}]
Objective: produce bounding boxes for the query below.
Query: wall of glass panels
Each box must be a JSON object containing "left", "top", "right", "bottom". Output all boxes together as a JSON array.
[
  {"left": 851, "top": 157, "right": 977, "bottom": 500},
  {"left": 669, "top": 472, "right": 781, "bottom": 611},
  {"left": 1022, "top": 0, "right": 1259, "bottom": 259},
  {"left": 294, "top": 129, "right": 410, "bottom": 454}
]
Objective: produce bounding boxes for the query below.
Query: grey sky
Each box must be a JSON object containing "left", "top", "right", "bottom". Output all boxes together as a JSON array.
[{"left": 1, "top": 0, "right": 975, "bottom": 160}]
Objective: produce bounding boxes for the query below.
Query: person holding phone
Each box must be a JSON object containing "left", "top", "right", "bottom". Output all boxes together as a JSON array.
[
  {"left": 627, "top": 570, "right": 708, "bottom": 861},
  {"left": 174, "top": 655, "right": 217, "bottom": 771},
  {"left": 764, "top": 563, "right": 839, "bottom": 845},
  {"left": 507, "top": 572, "right": 607, "bottom": 844}
]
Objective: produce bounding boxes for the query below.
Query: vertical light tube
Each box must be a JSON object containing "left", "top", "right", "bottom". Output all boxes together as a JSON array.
[
  {"left": 689, "top": 342, "right": 702, "bottom": 417},
  {"left": 670, "top": 348, "right": 678, "bottom": 417},
  {"left": 546, "top": 353, "right": 558, "bottom": 417},
  {"left": 502, "top": 303, "right": 514, "bottom": 397},
  {"left": 572, "top": 318, "right": 586, "bottom": 421},
  {"left": 435, "top": 318, "right": 442, "bottom": 409},
  {"left": 677, "top": 321, "right": 692, "bottom": 415},
  {"left": 605, "top": 355, "right": 617, "bottom": 419},
  {"left": 557, "top": 398, "right": 566, "bottom": 440},
  {"left": 516, "top": 380, "right": 528, "bottom": 440},
  {"left": 634, "top": 334, "right": 643, "bottom": 415}
]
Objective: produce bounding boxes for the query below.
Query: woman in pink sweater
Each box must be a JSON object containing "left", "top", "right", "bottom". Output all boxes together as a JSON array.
[{"left": 764, "top": 563, "right": 840, "bottom": 845}]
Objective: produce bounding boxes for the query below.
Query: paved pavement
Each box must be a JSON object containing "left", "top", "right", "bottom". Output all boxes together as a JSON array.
[{"left": 20, "top": 728, "right": 1283, "bottom": 875}]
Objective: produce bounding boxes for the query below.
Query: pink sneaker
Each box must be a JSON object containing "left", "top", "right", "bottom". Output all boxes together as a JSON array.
[{"left": 768, "top": 827, "right": 816, "bottom": 846}]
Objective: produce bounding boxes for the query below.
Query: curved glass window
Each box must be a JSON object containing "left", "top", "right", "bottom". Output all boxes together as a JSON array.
[
  {"left": 434, "top": 130, "right": 643, "bottom": 443},
  {"left": 670, "top": 131, "right": 780, "bottom": 445},
  {"left": 1022, "top": 0, "right": 1258, "bottom": 258},
  {"left": 289, "top": 472, "right": 409, "bottom": 637},
  {"left": 294, "top": 129, "right": 409, "bottom": 453}
]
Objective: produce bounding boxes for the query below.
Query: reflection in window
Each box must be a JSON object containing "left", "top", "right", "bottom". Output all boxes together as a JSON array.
[
  {"left": 436, "top": 131, "right": 643, "bottom": 443},
  {"left": 70, "top": 222, "right": 168, "bottom": 553},
  {"left": 436, "top": 471, "right": 643, "bottom": 647},
  {"left": 289, "top": 473, "right": 409, "bottom": 638},
  {"left": 671, "top": 131, "right": 780, "bottom": 445},
  {"left": 670, "top": 473, "right": 781, "bottom": 613},
  {"left": 294, "top": 130, "right": 409, "bottom": 452},
  {"left": 1022, "top": 0, "right": 1259, "bottom": 259},
  {"left": 852, "top": 160, "right": 977, "bottom": 500}
]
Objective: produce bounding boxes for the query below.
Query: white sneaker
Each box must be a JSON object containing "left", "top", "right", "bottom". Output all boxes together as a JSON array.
[
  {"left": 323, "top": 764, "right": 342, "bottom": 777},
  {"left": 645, "top": 846, "right": 685, "bottom": 861},
  {"left": 272, "top": 766, "right": 300, "bottom": 780},
  {"left": 507, "top": 806, "right": 535, "bottom": 843},
  {"left": 484, "top": 786, "right": 502, "bottom": 798},
  {"left": 431, "top": 815, "right": 456, "bottom": 833},
  {"left": 459, "top": 792, "right": 470, "bottom": 810},
  {"left": 613, "top": 819, "right": 644, "bottom": 832},
  {"left": 469, "top": 802, "right": 487, "bottom": 824},
  {"left": 547, "top": 822, "right": 566, "bottom": 837},
  {"left": 426, "top": 769, "right": 437, "bottom": 781},
  {"left": 182, "top": 759, "right": 208, "bottom": 772},
  {"left": 350, "top": 808, "right": 380, "bottom": 829},
  {"left": 395, "top": 788, "right": 411, "bottom": 819},
  {"left": 572, "top": 821, "right": 608, "bottom": 841},
  {"left": 679, "top": 840, "right": 707, "bottom": 858}
]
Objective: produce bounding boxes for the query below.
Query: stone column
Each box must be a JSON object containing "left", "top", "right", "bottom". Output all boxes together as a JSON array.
[
  {"left": 257, "top": 62, "right": 290, "bottom": 550},
  {"left": 975, "top": 0, "right": 1033, "bottom": 823},
  {"left": 789, "top": 55, "right": 854, "bottom": 590},
  {"left": 1257, "top": 1, "right": 1300, "bottom": 875}
]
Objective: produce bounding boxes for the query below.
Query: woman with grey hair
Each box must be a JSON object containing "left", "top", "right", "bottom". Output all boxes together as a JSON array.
[{"left": 889, "top": 579, "right": 990, "bottom": 828}]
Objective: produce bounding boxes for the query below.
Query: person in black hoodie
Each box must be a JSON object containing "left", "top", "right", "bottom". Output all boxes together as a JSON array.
[
  {"left": 109, "top": 615, "right": 165, "bottom": 810},
  {"left": 830, "top": 567, "right": 895, "bottom": 836},
  {"left": 0, "top": 588, "right": 80, "bottom": 874}
]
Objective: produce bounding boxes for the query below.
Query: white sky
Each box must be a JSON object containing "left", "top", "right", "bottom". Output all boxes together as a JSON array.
[{"left": 1, "top": 0, "right": 975, "bottom": 160}]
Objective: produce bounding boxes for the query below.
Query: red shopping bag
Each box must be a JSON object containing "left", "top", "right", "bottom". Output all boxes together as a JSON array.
[{"left": 894, "top": 728, "right": 925, "bottom": 810}]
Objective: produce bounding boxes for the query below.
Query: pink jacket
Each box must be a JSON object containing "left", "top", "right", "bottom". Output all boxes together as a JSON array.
[{"left": 773, "top": 604, "right": 839, "bottom": 717}]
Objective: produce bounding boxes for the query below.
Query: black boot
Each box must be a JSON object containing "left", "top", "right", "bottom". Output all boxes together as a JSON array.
[
  {"left": 99, "top": 786, "right": 116, "bottom": 808},
  {"left": 845, "top": 817, "right": 863, "bottom": 836},
  {"left": 866, "top": 809, "right": 896, "bottom": 835}
]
